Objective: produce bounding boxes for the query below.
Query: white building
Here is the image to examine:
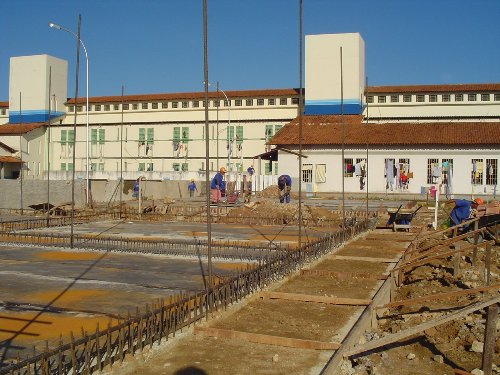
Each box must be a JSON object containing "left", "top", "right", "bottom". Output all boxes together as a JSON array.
[{"left": 0, "top": 33, "right": 499, "bottom": 196}]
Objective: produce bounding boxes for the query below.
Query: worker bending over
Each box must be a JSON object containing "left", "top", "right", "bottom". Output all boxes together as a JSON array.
[
  {"left": 278, "top": 174, "right": 292, "bottom": 204},
  {"left": 449, "top": 198, "right": 483, "bottom": 226}
]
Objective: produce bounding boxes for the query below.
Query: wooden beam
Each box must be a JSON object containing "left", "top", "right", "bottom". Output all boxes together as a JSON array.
[
  {"left": 343, "top": 296, "right": 500, "bottom": 358},
  {"left": 260, "top": 291, "right": 371, "bottom": 306},
  {"left": 328, "top": 255, "right": 399, "bottom": 263},
  {"left": 376, "top": 283, "right": 500, "bottom": 310},
  {"left": 194, "top": 326, "right": 340, "bottom": 350},
  {"left": 300, "top": 268, "right": 388, "bottom": 280}
]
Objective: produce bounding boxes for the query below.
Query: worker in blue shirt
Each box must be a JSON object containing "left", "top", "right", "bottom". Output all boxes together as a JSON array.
[
  {"left": 449, "top": 198, "right": 483, "bottom": 226},
  {"left": 210, "top": 167, "right": 226, "bottom": 203},
  {"left": 277, "top": 174, "right": 292, "bottom": 203}
]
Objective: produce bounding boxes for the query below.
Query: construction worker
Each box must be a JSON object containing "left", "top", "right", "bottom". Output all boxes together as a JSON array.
[
  {"left": 449, "top": 198, "right": 483, "bottom": 226},
  {"left": 187, "top": 179, "right": 198, "bottom": 198},
  {"left": 278, "top": 174, "right": 292, "bottom": 203},
  {"left": 211, "top": 167, "right": 226, "bottom": 204}
]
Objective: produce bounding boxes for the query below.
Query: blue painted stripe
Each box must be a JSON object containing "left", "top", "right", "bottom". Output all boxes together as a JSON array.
[
  {"left": 304, "top": 103, "right": 362, "bottom": 115},
  {"left": 9, "top": 110, "right": 65, "bottom": 124}
]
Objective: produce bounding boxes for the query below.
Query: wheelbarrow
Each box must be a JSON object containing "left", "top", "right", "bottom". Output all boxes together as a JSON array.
[{"left": 386, "top": 205, "right": 422, "bottom": 232}]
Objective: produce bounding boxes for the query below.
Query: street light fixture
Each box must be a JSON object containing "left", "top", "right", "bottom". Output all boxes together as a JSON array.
[{"left": 49, "top": 21, "right": 90, "bottom": 205}]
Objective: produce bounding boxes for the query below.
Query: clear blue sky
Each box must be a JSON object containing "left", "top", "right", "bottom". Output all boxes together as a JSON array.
[{"left": 2, "top": 0, "right": 499, "bottom": 100}]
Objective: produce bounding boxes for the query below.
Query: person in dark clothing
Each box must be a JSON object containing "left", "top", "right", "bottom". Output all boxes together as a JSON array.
[
  {"left": 210, "top": 167, "right": 226, "bottom": 203},
  {"left": 449, "top": 198, "right": 483, "bottom": 226},
  {"left": 277, "top": 174, "right": 292, "bottom": 203}
]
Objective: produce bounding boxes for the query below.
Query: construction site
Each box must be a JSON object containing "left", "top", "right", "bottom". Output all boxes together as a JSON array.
[{"left": 0, "top": 182, "right": 498, "bottom": 375}]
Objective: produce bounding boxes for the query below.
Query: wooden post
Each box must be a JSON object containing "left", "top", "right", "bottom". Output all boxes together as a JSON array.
[
  {"left": 484, "top": 242, "right": 491, "bottom": 285},
  {"left": 472, "top": 221, "right": 479, "bottom": 265},
  {"left": 482, "top": 303, "right": 499, "bottom": 375},
  {"left": 453, "top": 252, "right": 461, "bottom": 277}
]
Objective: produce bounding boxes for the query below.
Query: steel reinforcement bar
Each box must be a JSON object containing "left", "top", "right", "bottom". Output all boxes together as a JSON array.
[{"left": 0, "top": 219, "right": 371, "bottom": 375}]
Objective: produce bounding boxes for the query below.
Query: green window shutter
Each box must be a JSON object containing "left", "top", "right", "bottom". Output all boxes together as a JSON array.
[
  {"left": 61, "top": 130, "right": 67, "bottom": 145},
  {"left": 182, "top": 127, "right": 189, "bottom": 143},
  {"left": 91, "top": 129, "right": 97, "bottom": 145},
  {"left": 274, "top": 125, "right": 282, "bottom": 133},
  {"left": 68, "top": 130, "right": 75, "bottom": 145},
  {"left": 172, "top": 163, "right": 180, "bottom": 171},
  {"left": 236, "top": 126, "right": 243, "bottom": 144},
  {"left": 138, "top": 163, "right": 145, "bottom": 171},
  {"left": 227, "top": 126, "right": 234, "bottom": 142},
  {"left": 265, "top": 125, "right": 273, "bottom": 140},
  {"left": 274, "top": 162, "right": 278, "bottom": 175},
  {"left": 60, "top": 163, "right": 66, "bottom": 171},
  {"left": 91, "top": 163, "right": 97, "bottom": 171},
  {"left": 67, "top": 163, "right": 74, "bottom": 171},
  {"left": 99, "top": 129, "right": 105, "bottom": 145},
  {"left": 173, "top": 127, "right": 180, "bottom": 141},
  {"left": 139, "top": 128, "right": 145, "bottom": 142},
  {"left": 147, "top": 128, "right": 154, "bottom": 144},
  {"left": 265, "top": 162, "right": 271, "bottom": 175},
  {"left": 182, "top": 163, "right": 188, "bottom": 172}
]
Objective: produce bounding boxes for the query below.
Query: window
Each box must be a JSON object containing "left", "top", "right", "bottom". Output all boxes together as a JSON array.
[
  {"left": 1, "top": 109, "right": 6, "bottom": 115},
  {"left": 76, "top": 105, "right": 83, "bottom": 112},
  {"left": 257, "top": 99, "right": 264, "bottom": 106},
  {"left": 152, "top": 103, "right": 158, "bottom": 109},
  {"left": 416, "top": 95, "right": 425, "bottom": 102},
  {"left": 67, "top": 163, "right": 73, "bottom": 171},
  {"left": 68, "top": 130, "right": 75, "bottom": 145},
  {"left": 377, "top": 96, "right": 386, "bottom": 103},
  {"left": 268, "top": 98, "right": 275, "bottom": 105},
  {"left": 95, "top": 104, "right": 101, "bottom": 111},
  {"left": 192, "top": 101, "right": 200, "bottom": 108},
  {"left": 403, "top": 95, "right": 412, "bottom": 103},
  {"left": 227, "top": 126, "right": 235, "bottom": 142},
  {"left": 162, "top": 102, "right": 168, "bottom": 109},
  {"left": 429, "top": 94, "right": 437, "bottom": 102},
  {"left": 91, "top": 163, "right": 97, "bottom": 171},
  {"left": 68, "top": 105, "right": 74, "bottom": 112},
  {"left": 455, "top": 94, "right": 463, "bottom": 102},
  {"left": 147, "top": 128, "right": 154, "bottom": 145},
  {"left": 98, "top": 162, "right": 104, "bottom": 172},
  {"left": 468, "top": 94, "right": 477, "bottom": 101},
  {"left": 390, "top": 95, "right": 399, "bottom": 103},
  {"left": 245, "top": 99, "right": 253, "bottom": 106},
  {"left": 182, "top": 101, "right": 189, "bottom": 108},
  {"left": 172, "top": 163, "right": 180, "bottom": 172},
  {"left": 123, "top": 104, "right": 129, "bottom": 110},
  {"left": 142, "top": 103, "right": 148, "bottom": 109},
  {"left": 442, "top": 94, "right": 451, "bottom": 102},
  {"left": 471, "top": 159, "right": 483, "bottom": 185},
  {"left": 366, "top": 96, "right": 374, "bottom": 103},
  {"left": 486, "top": 159, "right": 497, "bottom": 185},
  {"left": 172, "top": 102, "right": 178, "bottom": 108},
  {"left": 99, "top": 129, "right": 105, "bottom": 145},
  {"left": 344, "top": 158, "right": 354, "bottom": 177},
  {"left": 104, "top": 104, "right": 110, "bottom": 111},
  {"left": 235, "top": 99, "right": 242, "bottom": 107},
  {"left": 265, "top": 125, "right": 274, "bottom": 141},
  {"left": 114, "top": 104, "right": 120, "bottom": 110},
  {"left": 138, "top": 163, "right": 145, "bottom": 172},
  {"left": 291, "top": 98, "right": 299, "bottom": 104},
  {"left": 427, "top": 158, "right": 439, "bottom": 184},
  {"left": 280, "top": 98, "right": 288, "bottom": 105},
  {"left": 481, "top": 94, "right": 490, "bottom": 101},
  {"left": 302, "top": 164, "right": 313, "bottom": 183},
  {"left": 236, "top": 126, "right": 243, "bottom": 144},
  {"left": 316, "top": 164, "right": 326, "bottom": 183},
  {"left": 139, "top": 128, "right": 146, "bottom": 144},
  {"left": 61, "top": 130, "right": 67, "bottom": 145},
  {"left": 213, "top": 100, "right": 220, "bottom": 108},
  {"left": 264, "top": 162, "right": 272, "bottom": 175},
  {"left": 181, "top": 163, "right": 188, "bottom": 172},
  {"left": 132, "top": 103, "right": 138, "bottom": 110},
  {"left": 60, "top": 163, "right": 66, "bottom": 171},
  {"left": 181, "top": 127, "right": 189, "bottom": 143},
  {"left": 173, "top": 127, "right": 180, "bottom": 142},
  {"left": 494, "top": 94, "right": 500, "bottom": 101},
  {"left": 147, "top": 163, "right": 153, "bottom": 172}
]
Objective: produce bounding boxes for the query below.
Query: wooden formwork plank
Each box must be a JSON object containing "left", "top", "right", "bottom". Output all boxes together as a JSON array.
[
  {"left": 194, "top": 326, "right": 341, "bottom": 350},
  {"left": 328, "top": 255, "right": 399, "bottom": 263},
  {"left": 260, "top": 291, "right": 371, "bottom": 306},
  {"left": 377, "top": 283, "right": 500, "bottom": 310},
  {"left": 300, "top": 268, "right": 389, "bottom": 280},
  {"left": 343, "top": 296, "right": 500, "bottom": 358}
]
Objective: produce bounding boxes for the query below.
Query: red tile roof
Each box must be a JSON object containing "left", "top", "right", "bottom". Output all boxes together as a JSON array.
[
  {"left": 270, "top": 115, "right": 500, "bottom": 146},
  {"left": 0, "top": 101, "right": 8, "bottom": 108},
  {"left": 366, "top": 83, "right": 500, "bottom": 94},
  {"left": 0, "top": 156, "right": 23, "bottom": 163},
  {"left": 0, "top": 122, "right": 46, "bottom": 135}
]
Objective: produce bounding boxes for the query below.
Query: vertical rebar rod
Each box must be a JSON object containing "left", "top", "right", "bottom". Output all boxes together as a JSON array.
[
  {"left": 298, "top": 0, "right": 303, "bottom": 249},
  {"left": 340, "top": 47, "right": 345, "bottom": 243},
  {"left": 70, "top": 14, "right": 82, "bottom": 248},
  {"left": 47, "top": 67, "right": 52, "bottom": 226},
  {"left": 120, "top": 85, "right": 124, "bottom": 218}
]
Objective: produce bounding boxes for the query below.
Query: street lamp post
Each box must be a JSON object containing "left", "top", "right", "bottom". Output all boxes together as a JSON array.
[{"left": 49, "top": 21, "right": 90, "bottom": 206}]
